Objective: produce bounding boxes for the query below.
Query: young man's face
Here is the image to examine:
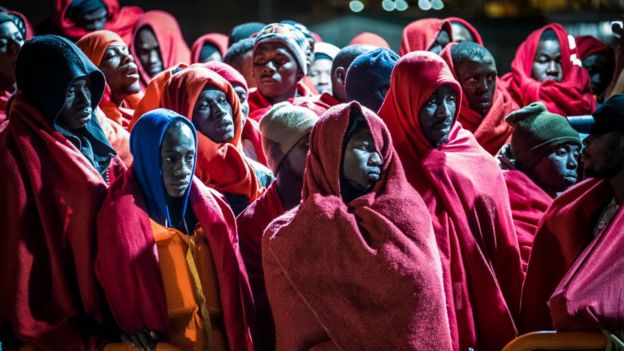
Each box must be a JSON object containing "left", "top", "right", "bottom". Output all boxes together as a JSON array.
[
  {"left": 342, "top": 125, "right": 382, "bottom": 192},
  {"left": 532, "top": 38, "right": 563, "bottom": 82},
  {"left": 57, "top": 77, "right": 93, "bottom": 130},
  {"left": 99, "top": 43, "right": 141, "bottom": 97},
  {"left": 135, "top": 27, "right": 164, "bottom": 78},
  {"left": 192, "top": 84, "right": 235, "bottom": 144},
  {"left": 528, "top": 143, "right": 580, "bottom": 194},
  {"left": 454, "top": 55, "right": 497, "bottom": 117},
  {"left": 309, "top": 58, "right": 332, "bottom": 94},
  {"left": 0, "top": 20, "right": 23, "bottom": 89},
  {"left": 582, "top": 53, "right": 614, "bottom": 97},
  {"left": 253, "top": 41, "right": 302, "bottom": 100},
  {"left": 75, "top": 6, "right": 108, "bottom": 32},
  {"left": 232, "top": 84, "right": 249, "bottom": 123},
  {"left": 279, "top": 133, "right": 311, "bottom": 178},
  {"left": 582, "top": 131, "right": 624, "bottom": 179},
  {"left": 160, "top": 123, "right": 196, "bottom": 198},
  {"left": 419, "top": 85, "right": 457, "bottom": 147}
]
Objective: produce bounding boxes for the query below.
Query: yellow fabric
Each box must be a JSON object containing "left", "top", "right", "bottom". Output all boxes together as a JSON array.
[{"left": 150, "top": 220, "right": 228, "bottom": 351}]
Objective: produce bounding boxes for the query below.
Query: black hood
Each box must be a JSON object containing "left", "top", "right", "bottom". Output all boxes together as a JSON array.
[
  {"left": 15, "top": 35, "right": 115, "bottom": 177},
  {"left": 16, "top": 34, "right": 105, "bottom": 123}
]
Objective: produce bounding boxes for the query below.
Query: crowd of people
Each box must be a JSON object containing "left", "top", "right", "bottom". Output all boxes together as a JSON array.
[{"left": 0, "top": 0, "right": 623, "bottom": 350}]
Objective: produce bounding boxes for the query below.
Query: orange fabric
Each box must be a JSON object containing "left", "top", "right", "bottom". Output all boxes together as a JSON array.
[
  {"left": 161, "top": 66, "right": 264, "bottom": 201},
  {"left": 150, "top": 220, "right": 227, "bottom": 351},
  {"left": 130, "top": 63, "right": 188, "bottom": 130},
  {"left": 77, "top": 30, "right": 143, "bottom": 129},
  {"left": 440, "top": 42, "right": 517, "bottom": 155},
  {"left": 53, "top": 0, "right": 142, "bottom": 43},
  {"left": 96, "top": 108, "right": 132, "bottom": 167},
  {"left": 130, "top": 11, "right": 191, "bottom": 89}
]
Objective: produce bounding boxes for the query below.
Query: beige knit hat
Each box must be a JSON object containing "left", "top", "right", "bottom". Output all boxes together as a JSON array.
[{"left": 259, "top": 102, "right": 319, "bottom": 173}]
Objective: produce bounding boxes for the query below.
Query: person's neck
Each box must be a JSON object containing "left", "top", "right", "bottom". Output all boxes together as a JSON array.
[
  {"left": 275, "top": 171, "right": 303, "bottom": 210},
  {"left": 340, "top": 180, "right": 368, "bottom": 204},
  {"left": 608, "top": 167, "right": 624, "bottom": 205},
  {"left": 110, "top": 90, "right": 129, "bottom": 107},
  {"left": 166, "top": 197, "right": 188, "bottom": 233},
  {"left": 267, "top": 85, "right": 298, "bottom": 105}
]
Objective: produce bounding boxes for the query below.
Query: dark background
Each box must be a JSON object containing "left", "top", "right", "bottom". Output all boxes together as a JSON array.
[{"left": 2, "top": 0, "right": 622, "bottom": 72}]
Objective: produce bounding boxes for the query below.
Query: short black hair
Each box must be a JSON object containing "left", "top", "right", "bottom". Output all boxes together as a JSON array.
[
  {"left": 450, "top": 41, "right": 494, "bottom": 66},
  {"left": 540, "top": 28, "right": 558, "bottom": 42},
  {"left": 199, "top": 43, "right": 221, "bottom": 62},
  {"left": 332, "top": 44, "right": 373, "bottom": 75},
  {"left": 228, "top": 22, "right": 265, "bottom": 48},
  {"left": 224, "top": 38, "right": 254, "bottom": 68}
]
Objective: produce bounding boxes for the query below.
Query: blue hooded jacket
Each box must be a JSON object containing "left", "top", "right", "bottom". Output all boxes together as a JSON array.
[{"left": 130, "top": 108, "right": 198, "bottom": 229}]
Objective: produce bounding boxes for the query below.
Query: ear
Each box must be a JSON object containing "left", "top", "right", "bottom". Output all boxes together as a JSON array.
[
  {"left": 335, "top": 66, "right": 346, "bottom": 84},
  {"left": 297, "top": 70, "right": 305, "bottom": 81}
]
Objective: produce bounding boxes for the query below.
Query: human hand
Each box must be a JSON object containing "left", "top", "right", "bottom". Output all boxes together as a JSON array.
[{"left": 121, "top": 329, "right": 161, "bottom": 351}]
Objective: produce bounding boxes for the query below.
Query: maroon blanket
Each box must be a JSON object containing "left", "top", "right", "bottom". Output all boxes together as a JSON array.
[
  {"left": 521, "top": 178, "right": 616, "bottom": 332},
  {"left": 0, "top": 94, "right": 125, "bottom": 350},
  {"left": 263, "top": 102, "right": 452, "bottom": 350},
  {"left": 503, "top": 170, "right": 553, "bottom": 271}
]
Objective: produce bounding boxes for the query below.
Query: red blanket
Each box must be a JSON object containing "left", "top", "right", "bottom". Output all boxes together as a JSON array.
[
  {"left": 161, "top": 66, "right": 264, "bottom": 201},
  {"left": 400, "top": 18, "right": 452, "bottom": 56},
  {"left": 130, "top": 11, "right": 190, "bottom": 89},
  {"left": 576, "top": 35, "right": 612, "bottom": 61},
  {"left": 520, "top": 178, "right": 615, "bottom": 332},
  {"left": 129, "top": 63, "right": 188, "bottom": 130},
  {"left": 248, "top": 81, "right": 316, "bottom": 121},
  {"left": 503, "top": 170, "right": 553, "bottom": 272},
  {"left": 53, "top": 0, "right": 142, "bottom": 43},
  {"left": 96, "top": 170, "right": 255, "bottom": 351},
  {"left": 0, "top": 94, "right": 125, "bottom": 350},
  {"left": 445, "top": 17, "right": 484, "bottom": 45},
  {"left": 0, "top": 89, "right": 10, "bottom": 123},
  {"left": 264, "top": 102, "right": 452, "bottom": 350},
  {"left": 441, "top": 42, "right": 516, "bottom": 155},
  {"left": 502, "top": 23, "right": 595, "bottom": 116},
  {"left": 236, "top": 183, "right": 284, "bottom": 350},
  {"left": 191, "top": 33, "right": 228, "bottom": 63},
  {"left": 549, "top": 189, "right": 624, "bottom": 330},
  {"left": 241, "top": 118, "right": 268, "bottom": 167},
  {"left": 378, "top": 51, "right": 523, "bottom": 350}
]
